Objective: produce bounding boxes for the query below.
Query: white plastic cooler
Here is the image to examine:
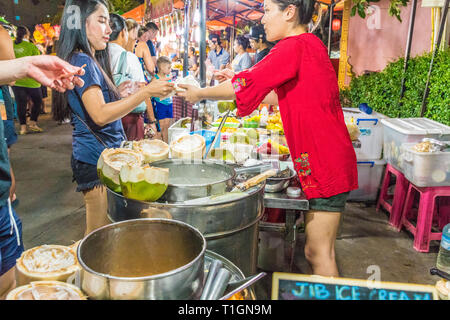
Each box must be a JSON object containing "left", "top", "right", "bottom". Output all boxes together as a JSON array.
[
  {"left": 342, "top": 108, "right": 388, "bottom": 160},
  {"left": 381, "top": 118, "right": 450, "bottom": 171},
  {"left": 401, "top": 143, "right": 450, "bottom": 187},
  {"left": 348, "top": 159, "right": 387, "bottom": 201}
]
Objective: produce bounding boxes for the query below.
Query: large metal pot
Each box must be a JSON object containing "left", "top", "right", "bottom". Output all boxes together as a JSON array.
[
  {"left": 106, "top": 184, "right": 265, "bottom": 276},
  {"left": 151, "top": 159, "right": 236, "bottom": 202},
  {"left": 77, "top": 218, "right": 206, "bottom": 300}
]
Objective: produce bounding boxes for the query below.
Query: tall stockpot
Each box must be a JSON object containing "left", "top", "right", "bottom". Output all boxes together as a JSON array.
[{"left": 76, "top": 219, "right": 206, "bottom": 300}]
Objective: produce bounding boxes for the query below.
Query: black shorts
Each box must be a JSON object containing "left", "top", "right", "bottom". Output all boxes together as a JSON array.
[
  {"left": 308, "top": 191, "right": 350, "bottom": 212},
  {"left": 71, "top": 156, "right": 102, "bottom": 192}
]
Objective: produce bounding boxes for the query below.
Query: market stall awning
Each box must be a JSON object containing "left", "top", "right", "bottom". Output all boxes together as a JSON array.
[
  {"left": 122, "top": 3, "right": 145, "bottom": 21},
  {"left": 174, "top": 0, "right": 264, "bottom": 29}
]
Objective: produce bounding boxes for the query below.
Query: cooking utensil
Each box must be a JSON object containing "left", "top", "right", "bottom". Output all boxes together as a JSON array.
[
  {"left": 200, "top": 259, "right": 223, "bottom": 300},
  {"left": 205, "top": 268, "right": 232, "bottom": 300},
  {"left": 151, "top": 159, "right": 236, "bottom": 202},
  {"left": 264, "top": 168, "right": 297, "bottom": 193},
  {"left": 219, "top": 272, "right": 266, "bottom": 300},
  {"left": 430, "top": 267, "right": 450, "bottom": 281},
  {"left": 182, "top": 169, "right": 277, "bottom": 205},
  {"left": 204, "top": 109, "right": 230, "bottom": 159},
  {"left": 77, "top": 218, "right": 206, "bottom": 300},
  {"left": 231, "top": 169, "right": 277, "bottom": 192}
]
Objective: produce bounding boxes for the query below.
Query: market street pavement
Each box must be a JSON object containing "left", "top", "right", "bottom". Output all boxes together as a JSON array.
[{"left": 10, "top": 102, "right": 441, "bottom": 300}]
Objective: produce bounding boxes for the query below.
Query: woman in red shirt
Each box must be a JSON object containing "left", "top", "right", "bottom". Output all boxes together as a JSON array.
[{"left": 178, "top": 0, "right": 358, "bottom": 277}]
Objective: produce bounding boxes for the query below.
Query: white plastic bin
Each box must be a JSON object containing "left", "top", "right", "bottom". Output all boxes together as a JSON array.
[
  {"left": 343, "top": 108, "right": 389, "bottom": 160},
  {"left": 381, "top": 118, "right": 450, "bottom": 171},
  {"left": 348, "top": 159, "right": 386, "bottom": 201},
  {"left": 401, "top": 143, "right": 450, "bottom": 187}
]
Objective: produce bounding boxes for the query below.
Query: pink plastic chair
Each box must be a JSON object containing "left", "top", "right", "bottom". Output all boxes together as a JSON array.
[
  {"left": 376, "top": 163, "right": 410, "bottom": 230},
  {"left": 400, "top": 184, "right": 450, "bottom": 252}
]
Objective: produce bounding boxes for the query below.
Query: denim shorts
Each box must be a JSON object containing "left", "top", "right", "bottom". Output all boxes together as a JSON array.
[
  {"left": 308, "top": 191, "right": 350, "bottom": 212},
  {"left": 0, "top": 205, "right": 24, "bottom": 276},
  {"left": 71, "top": 156, "right": 102, "bottom": 192}
]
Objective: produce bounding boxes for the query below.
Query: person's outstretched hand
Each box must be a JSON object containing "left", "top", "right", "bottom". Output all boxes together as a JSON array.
[
  {"left": 214, "top": 68, "right": 235, "bottom": 83},
  {"left": 146, "top": 78, "right": 175, "bottom": 98},
  {"left": 26, "top": 55, "right": 85, "bottom": 92},
  {"left": 176, "top": 84, "right": 201, "bottom": 104}
]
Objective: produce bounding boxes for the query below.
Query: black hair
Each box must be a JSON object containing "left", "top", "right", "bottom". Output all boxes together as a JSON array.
[
  {"left": 15, "top": 26, "right": 29, "bottom": 44},
  {"left": 235, "top": 35, "right": 250, "bottom": 50},
  {"left": 189, "top": 46, "right": 196, "bottom": 54},
  {"left": 52, "top": 0, "right": 119, "bottom": 122},
  {"left": 145, "top": 22, "right": 159, "bottom": 31},
  {"left": 208, "top": 33, "right": 220, "bottom": 45},
  {"left": 109, "top": 13, "right": 126, "bottom": 42},
  {"left": 272, "top": 0, "right": 316, "bottom": 25}
]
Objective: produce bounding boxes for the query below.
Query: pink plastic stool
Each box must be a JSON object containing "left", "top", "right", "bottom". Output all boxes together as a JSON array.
[
  {"left": 376, "top": 163, "right": 410, "bottom": 230},
  {"left": 401, "top": 184, "right": 450, "bottom": 252}
]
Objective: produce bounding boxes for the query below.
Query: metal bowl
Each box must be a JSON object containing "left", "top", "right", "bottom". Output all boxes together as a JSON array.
[
  {"left": 264, "top": 168, "right": 297, "bottom": 193},
  {"left": 151, "top": 159, "right": 236, "bottom": 202},
  {"left": 77, "top": 218, "right": 206, "bottom": 300}
]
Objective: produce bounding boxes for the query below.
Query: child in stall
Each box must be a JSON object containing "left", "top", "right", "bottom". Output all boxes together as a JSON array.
[{"left": 152, "top": 56, "right": 173, "bottom": 143}]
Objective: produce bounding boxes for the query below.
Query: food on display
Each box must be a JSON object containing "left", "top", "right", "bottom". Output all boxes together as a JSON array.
[
  {"left": 413, "top": 140, "right": 434, "bottom": 153},
  {"left": 97, "top": 148, "right": 143, "bottom": 193},
  {"left": 345, "top": 117, "right": 361, "bottom": 141},
  {"left": 229, "top": 132, "right": 250, "bottom": 145},
  {"left": 6, "top": 281, "right": 86, "bottom": 300},
  {"left": 256, "top": 139, "right": 290, "bottom": 160},
  {"left": 16, "top": 245, "right": 79, "bottom": 286},
  {"left": 170, "top": 134, "right": 206, "bottom": 160},
  {"left": 132, "top": 139, "right": 169, "bottom": 163},
  {"left": 436, "top": 279, "right": 449, "bottom": 300},
  {"left": 207, "top": 148, "right": 236, "bottom": 162},
  {"left": 119, "top": 164, "right": 169, "bottom": 202},
  {"left": 217, "top": 100, "right": 237, "bottom": 113},
  {"left": 222, "top": 143, "right": 254, "bottom": 163},
  {"left": 268, "top": 139, "right": 290, "bottom": 155}
]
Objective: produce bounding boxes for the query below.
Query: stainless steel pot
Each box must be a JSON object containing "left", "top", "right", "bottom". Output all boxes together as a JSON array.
[
  {"left": 151, "top": 159, "right": 236, "bottom": 202},
  {"left": 106, "top": 183, "right": 265, "bottom": 276},
  {"left": 77, "top": 218, "right": 206, "bottom": 300}
]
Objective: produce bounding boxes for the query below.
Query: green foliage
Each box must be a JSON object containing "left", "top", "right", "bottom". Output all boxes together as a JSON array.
[
  {"left": 340, "top": 50, "right": 450, "bottom": 126},
  {"left": 350, "top": 0, "right": 409, "bottom": 22},
  {"left": 109, "top": 0, "right": 141, "bottom": 14}
]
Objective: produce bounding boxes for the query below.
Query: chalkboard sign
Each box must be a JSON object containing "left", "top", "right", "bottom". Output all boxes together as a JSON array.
[{"left": 272, "top": 273, "right": 438, "bottom": 300}]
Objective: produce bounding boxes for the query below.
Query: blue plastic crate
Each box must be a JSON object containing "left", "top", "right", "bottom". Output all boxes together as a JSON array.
[{"left": 190, "top": 129, "right": 221, "bottom": 150}]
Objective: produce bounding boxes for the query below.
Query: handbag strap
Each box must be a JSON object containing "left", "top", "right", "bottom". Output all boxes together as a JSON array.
[
  {"left": 115, "top": 51, "right": 128, "bottom": 81},
  {"left": 69, "top": 89, "right": 109, "bottom": 148}
]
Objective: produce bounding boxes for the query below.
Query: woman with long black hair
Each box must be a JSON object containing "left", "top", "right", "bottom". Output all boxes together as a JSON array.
[
  {"left": 53, "top": 0, "right": 174, "bottom": 235},
  {"left": 179, "top": 0, "right": 358, "bottom": 277},
  {"left": 12, "top": 26, "right": 45, "bottom": 135}
]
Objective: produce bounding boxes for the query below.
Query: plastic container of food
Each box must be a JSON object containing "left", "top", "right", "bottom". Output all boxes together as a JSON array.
[
  {"left": 348, "top": 159, "right": 387, "bottom": 201},
  {"left": 381, "top": 118, "right": 450, "bottom": 171},
  {"left": 342, "top": 108, "right": 389, "bottom": 160},
  {"left": 400, "top": 143, "right": 450, "bottom": 187}
]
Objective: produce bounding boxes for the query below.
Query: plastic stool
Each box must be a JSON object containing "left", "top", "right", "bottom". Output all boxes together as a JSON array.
[
  {"left": 400, "top": 184, "right": 450, "bottom": 252},
  {"left": 376, "top": 163, "right": 410, "bottom": 230}
]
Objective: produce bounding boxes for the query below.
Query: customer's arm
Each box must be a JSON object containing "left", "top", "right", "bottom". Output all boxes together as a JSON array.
[
  {"left": 0, "top": 56, "right": 85, "bottom": 90},
  {"left": 81, "top": 79, "right": 173, "bottom": 127}
]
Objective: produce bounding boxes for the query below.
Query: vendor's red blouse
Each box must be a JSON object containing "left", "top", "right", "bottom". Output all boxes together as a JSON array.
[{"left": 232, "top": 33, "right": 358, "bottom": 200}]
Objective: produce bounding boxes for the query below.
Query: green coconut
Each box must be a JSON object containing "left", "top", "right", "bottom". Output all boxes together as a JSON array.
[
  {"left": 132, "top": 139, "right": 169, "bottom": 163},
  {"left": 97, "top": 148, "right": 143, "bottom": 193},
  {"left": 119, "top": 164, "right": 169, "bottom": 202}
]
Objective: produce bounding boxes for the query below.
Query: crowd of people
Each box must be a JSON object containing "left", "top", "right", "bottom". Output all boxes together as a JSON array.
[{"left": 0, "top": 0, "right": 357, "bottom": 300}]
